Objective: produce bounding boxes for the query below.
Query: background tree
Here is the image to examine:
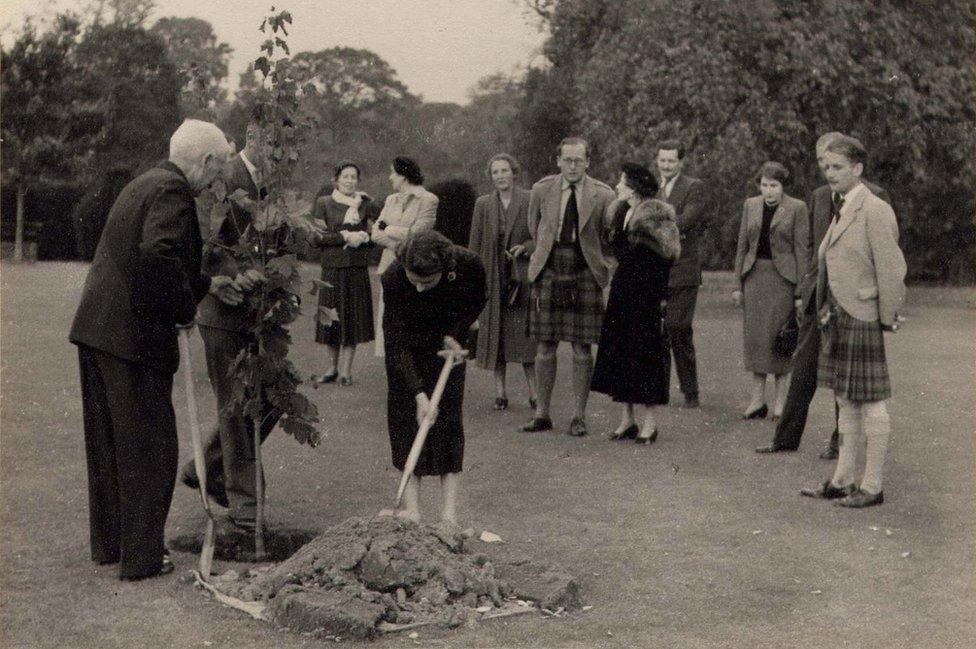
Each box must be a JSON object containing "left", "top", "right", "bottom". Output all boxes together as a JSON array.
[
  {"left": 0, "top": 14, "right": 98, "bottom": 261},
  {"left": 152, "top": 16, "right": 233, "bottom": 119}
]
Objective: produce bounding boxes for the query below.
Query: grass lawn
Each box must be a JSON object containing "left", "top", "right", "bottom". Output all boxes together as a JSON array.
[{"left": 2, "top": 261, "right": 974, "bottom": 649}]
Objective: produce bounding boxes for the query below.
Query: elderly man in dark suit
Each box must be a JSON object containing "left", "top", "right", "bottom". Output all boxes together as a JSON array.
[
  {"left": 656, "top": 140, "right": 708, "bottom": 408},
  {"left": 519, "top": 136, "right": 616, "bottom": 437},
  {"left": 69, "top": 119, "right": 237, "bottom": 580},
  {"left": 178, "top": 105, "right": 278, "bottom": 530},
  {"left": 757, "top": 132, "right": 892, "bottom": 455}
]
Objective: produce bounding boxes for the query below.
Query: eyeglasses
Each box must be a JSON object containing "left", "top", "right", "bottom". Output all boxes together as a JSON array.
[{"left": 559, "top": 157, "right": 587, "bottom": 167}]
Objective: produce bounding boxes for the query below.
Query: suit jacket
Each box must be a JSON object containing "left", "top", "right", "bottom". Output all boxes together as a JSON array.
[
  {"left": 372, "top": 186, "right": 438, "bottom": 274},
  {"left": 69, "top": 161, "right": 211, "bottom": 374},
  {"left": 798, "top": 179, "right": 891, "bottom": 310},
  {"left": 657, "top": 174, "right": 707, "bottom": 287},
  {"left": 733, "top": 193, "right": 810, "bottom": 295},
  {"left": 196, "top": 154, "right": 262, "bottom": 332},
  {"left": 312, "top": 194, "right": 377, "bottom": 268},
  {"left": 816, "top": 184, "right": 906, "bottom": 325},
  {"left": 526, "top": 173, "right": 616, "bottom": 288}
]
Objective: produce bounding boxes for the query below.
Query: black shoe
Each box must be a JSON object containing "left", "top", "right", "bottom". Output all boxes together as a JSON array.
[
  {"left": 835, "top": 489, "right": 884, "bottom": 508},
  {"left": 180, "top": 471, "right": 229, "bottom": 508},
  {"left": 493, "top": 397, "right": 509, "bottom": 411},
  {"left": 529, "top": 397, "right": 538, "bottom": 410},
  {"left": 567, "top": 417, "right": 588, "bottom": 437},
  {"left": 119, "top": 556, "right": 175, "bottom": 581},
  {"left": 519, "top": 417, "right": 553, "bottom": 433},
  {"left": 800, "top": 480, "right": 856, "bottom": 499},
  {"left": 607, "top": 424, "right": 638, "bottom": 441},
  {"left": 313, "top": 371, "right": 338, "bottom": 386},
  {"left": 339, "top": 376, "right": 353, "bottom": 387},
  {"left": 819, "top": 446, "right": 839, "bottom": 460},
  {"left": 742, "top": 404, "right": 769, "bottom": 420},
  {"left": 682, "top": 395, "right": 700, "bottom": 409},
  {"left": 635, "top": 428, "right": 658, "bottom": 445},
  {"left": 755, "top": 443, "right": 797, "bottom": 454}
]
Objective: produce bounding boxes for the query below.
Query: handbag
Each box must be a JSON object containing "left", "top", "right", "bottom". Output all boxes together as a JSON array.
[{"left": 773, "top": 309, "right": 800, "bottom": 357}]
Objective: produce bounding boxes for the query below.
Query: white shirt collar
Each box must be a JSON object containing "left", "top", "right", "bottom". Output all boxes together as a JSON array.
[
  {"left": 839, "top": 182, "right": 866, "bottom": 208},
  {"left": 561, "top": 175, "right": 585, "bottom": 191}
]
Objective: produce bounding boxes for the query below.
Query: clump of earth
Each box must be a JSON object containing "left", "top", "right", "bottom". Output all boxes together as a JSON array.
[{"left": 212, "top": 515, "right": 582, "bottom": 640}]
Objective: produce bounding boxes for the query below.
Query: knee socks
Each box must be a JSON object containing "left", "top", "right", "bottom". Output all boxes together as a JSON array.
[
  {"left": 534, "top": 353, "right": 556, "bottom": 418},
  {"left": 860, "top": 401, "right": 891, "bottom": 494},
  {"left": 831, "top": 396, "right": 862, "bottom": 487}
]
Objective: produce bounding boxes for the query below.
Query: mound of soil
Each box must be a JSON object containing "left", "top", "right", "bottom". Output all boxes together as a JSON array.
[{"left": 213, "top": 516, "right": 582, "bottom": 639}]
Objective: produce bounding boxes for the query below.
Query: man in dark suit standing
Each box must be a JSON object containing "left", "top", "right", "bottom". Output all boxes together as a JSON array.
[
  {"left": 179, "top": 105, "right": 279, "bottom": 531},
  {"left": 656, "top": 140, "right": 707, "bottom": 408},
  {"left": 757, "top": 132, "right": 891, "bottom": 456},
  {"left": 69, "top": 119, "right": 237, "bottom": 580}
]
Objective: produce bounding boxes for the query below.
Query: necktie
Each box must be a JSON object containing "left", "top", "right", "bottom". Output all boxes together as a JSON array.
[
  {"left": 560, "top": 184, "right": 578, "bottom": 243},
  {"left": 831, "top": 192, "right": 844, "bottom": 222}
]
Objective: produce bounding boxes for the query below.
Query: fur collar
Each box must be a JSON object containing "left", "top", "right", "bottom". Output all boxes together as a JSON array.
[{"left": 626, "top": 199, "right": 681, "bottom": 260}]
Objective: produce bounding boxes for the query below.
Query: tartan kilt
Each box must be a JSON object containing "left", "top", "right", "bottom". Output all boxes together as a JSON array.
[
  {"left": 817, "top": 301, "right": 891, "bottom": 402},
  {"left": 528, "top": 243, "right": 604, "bottom": 344}
]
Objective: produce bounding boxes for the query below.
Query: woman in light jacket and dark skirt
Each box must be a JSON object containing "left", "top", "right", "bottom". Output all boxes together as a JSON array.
[
  {"left": 592, "top": 163, "right": 681, "bottom": 444},
  {"left": 383, "top": 230, "right": 487, "bottom": 523},
  {"left": 801, "top": 136, "right": 905, "bottom": 508},
  {"left": 468, "top": 153, "right": 538, "bottom": 410},
  {"left": 732, "top": 162, "right": 809, "bottom": 419},
  {"left": 311, "top": 161, "right": 377, "bottom": 385}
]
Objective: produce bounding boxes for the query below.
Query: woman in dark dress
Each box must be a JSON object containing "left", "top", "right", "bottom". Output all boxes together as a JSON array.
[
  {"left": 383, "top": 230, "right": 487, "bottom": 523},
  {"left": 592, "top": 163, "right": 681, "bottom": 444},
  {"left": 311, "top": 161, "right": 376, "bottom": 385}
]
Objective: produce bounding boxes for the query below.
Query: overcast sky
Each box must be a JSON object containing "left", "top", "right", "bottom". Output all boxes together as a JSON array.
[{"left": 1, "top": 0, "right": 549, "bottom": 104}]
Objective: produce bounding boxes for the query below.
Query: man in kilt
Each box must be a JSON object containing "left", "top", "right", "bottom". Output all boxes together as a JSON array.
[
  {"left": 801, "top": 135, "right": 906, "bottom": 508},
  {"left": 519, "top": 137, "right": 616, "bottom": 437}
]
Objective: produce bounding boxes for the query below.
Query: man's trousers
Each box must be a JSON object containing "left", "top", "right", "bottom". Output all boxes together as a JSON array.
[
  {"left": 663, "top": 285, "right": 700, "bottom": 399},
  {"left": 78, "top": 345, "right": 177, "bottom": 579}
]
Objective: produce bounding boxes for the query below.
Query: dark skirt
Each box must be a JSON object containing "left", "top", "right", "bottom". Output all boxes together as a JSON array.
[
  {"left": 528, "top": 244, "right": 604, "bottom": 344},
  {"left": 315, "top": 266, "right": 375, "bottom": 346},
  {"left": 817, "top": 296, "right": 891, "bottom": 402},
  {"left": 387, "top": 347, "right": 465, "bottom": 476},
  {"left": 742, "top": 259, "right": 795, "bottom": 375}
]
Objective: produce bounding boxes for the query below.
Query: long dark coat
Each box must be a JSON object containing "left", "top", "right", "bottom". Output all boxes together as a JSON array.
[
  {"left": 592, "top": 200, "right": 679, "bottom": 405},
  {"left": 382, "top": 247, "right": 487, "bottom": 476},
  {"left": 467, "top": 187, "right": 535, "bottom": 368}
]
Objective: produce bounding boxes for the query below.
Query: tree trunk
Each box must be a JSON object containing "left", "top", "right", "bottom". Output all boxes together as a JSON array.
[
  {"left": 253, "top": 341, "right": 266, "bottom": 560},
  {"left": 14, "top": 185, "right": 25, "bottom": 262}
]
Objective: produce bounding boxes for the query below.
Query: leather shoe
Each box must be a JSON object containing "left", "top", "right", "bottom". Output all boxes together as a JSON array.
[
  {"left": 836, "top": 489, "right": 884, "bottom": 508},
  {"left": 742, "top": 404, "right": 768, "bottom": 420},
  {"left": 119, "top": 555, "right": 175, "bottom": 581},
  {"left": 818, "top": 446, "right": 839, "bottom": 460},
  {"left": 608, "top": 424, "right": 638, "bottom": 441},
  {"left": 567, "top": 417, "right": 588, "bottom": 437},
  {"left": 180, "top": 470, "right": 229, "bottom": 508},
  {"left": 519, "top": 417, "right": 553, "bottom": 433},
  {"left": 755, "top": 443, "right": 797, "bottom": 454},
  {"left": 493, "top": 397, "right": 509, "bottom": 411},
  {"left": 635, "top": 428, "right": 658, "bottom": 445},
  {"left": 682, "top": 395, "right": 700, "bottom": 408},
  {"left": 800, "top": 480, "right": 855, "bottom": 499}
]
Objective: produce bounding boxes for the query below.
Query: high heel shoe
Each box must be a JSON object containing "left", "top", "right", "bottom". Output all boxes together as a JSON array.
[
  {"left": 635, "top": 428, "right": 658, "bottom": 445},
  {"left": 493, "top": 397, "right": 509, "bottom": 410},
  {"left": 742, "top": 404, "right": 768, "bottom": 420},
  {"left": 607, "top": 423, "right": 638, "bottom": 441}
]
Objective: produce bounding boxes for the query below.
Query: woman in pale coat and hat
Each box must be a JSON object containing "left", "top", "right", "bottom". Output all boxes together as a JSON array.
[{"left": 468, "top": 153, "right": 538, "bottom": 410}]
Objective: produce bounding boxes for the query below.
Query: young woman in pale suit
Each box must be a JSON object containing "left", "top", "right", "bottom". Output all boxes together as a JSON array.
[
  {"left": 801, "top": 136, "right": 906, "bottom": 509},
  {"left": 371, "top": 156, "right": 438, "bottom": 356},
  {"left": 732, "top": 162, "right": 809, "bottom": 419}
]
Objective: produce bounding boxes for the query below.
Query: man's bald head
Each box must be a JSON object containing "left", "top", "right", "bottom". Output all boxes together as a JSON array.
[{"left": 169, "top": 119, "right": 234, "bottom": 193}]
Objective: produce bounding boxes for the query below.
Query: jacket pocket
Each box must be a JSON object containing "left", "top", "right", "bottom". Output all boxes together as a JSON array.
[{"left": 857, "top": 286, "right": 879, "bottom": 300}]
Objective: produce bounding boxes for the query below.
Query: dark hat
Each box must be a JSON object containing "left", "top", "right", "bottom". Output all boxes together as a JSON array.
[{"left": 621, "top": 162, "right": 659, "bottom": 198}]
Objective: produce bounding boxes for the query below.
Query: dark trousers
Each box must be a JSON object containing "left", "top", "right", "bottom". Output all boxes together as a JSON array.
[
  {"left": 663, "top": 285, "right": 700, "bottom": 398},
  {"left": 78, "top": 345, "right": 177, "bottom": 578},
  {"left": 181, "top": 326, "right": 278, "bottom": 522},
  {"left": 771, "top": 309, "right": 840, "bottom": 450}
]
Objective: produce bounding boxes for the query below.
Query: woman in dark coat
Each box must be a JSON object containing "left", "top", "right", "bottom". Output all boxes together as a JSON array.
[
  {"left": 467, "top": 154, "right": 537, "bottom": 410},
  {"left": 311, "top": 161, "right": 377, "bottom": 385},
  {"left": 592, "top": 163, "right": 681, "bottom": 444},
  {"left": 383, "top": 230, "right": 487, "bottom": 523}
]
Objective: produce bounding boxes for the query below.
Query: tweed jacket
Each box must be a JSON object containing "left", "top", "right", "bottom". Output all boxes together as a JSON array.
[
  {"left": 526, "top": 173, "right": 616, "bottom": 288},
  {"left": 816, "top": 184, "right": 906, "bottom": 325},
  {"left": 657, "top": 174, "right": 707, "bottom": 288},
  {"left": 69, "top": 161, "right": 211, "bottom": 374},
  {"left": 798, "top": 180, "right": 890, "bottom": 310},
  {"left": 196, "top": 153, "right": 262, "bottom": 332},
  {"left": 372, "top": 185, "right": 438, "bottom": 274},
  {"left": 733, "top": 193, "right": 810, "bottom": 295}
]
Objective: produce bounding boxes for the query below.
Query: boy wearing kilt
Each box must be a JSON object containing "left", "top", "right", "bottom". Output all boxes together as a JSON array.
[
  {"left": 801, "top": 136, "right": 906, "bottom": 508},
  {"left": 519, "top": 137, "right": 616, "bottom": 437}
]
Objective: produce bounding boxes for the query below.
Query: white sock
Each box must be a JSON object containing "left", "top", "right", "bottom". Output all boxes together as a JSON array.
[
  {"left": 860, "top": 401, "right": 891, "bottom": 494},
  {"left": 831, "top": 396, "right": 861, "bottom": 487}
]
